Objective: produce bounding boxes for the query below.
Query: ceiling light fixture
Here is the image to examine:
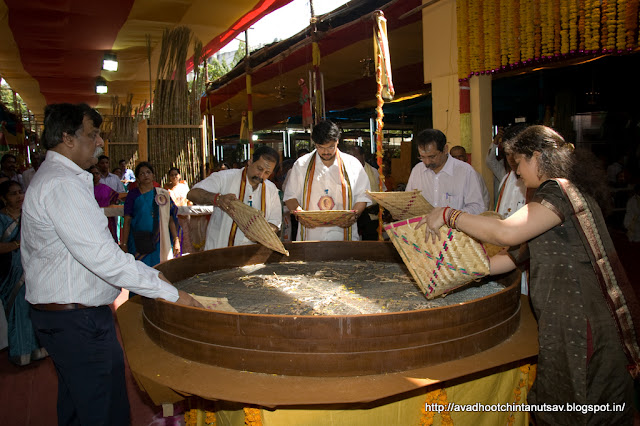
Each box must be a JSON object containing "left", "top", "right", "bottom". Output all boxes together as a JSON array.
[
  {"left": 95, "top": 77, "right": 108, "bottom": 94},
  {"left": 102, "top": 52, "right": 118, "bottom": 71}
]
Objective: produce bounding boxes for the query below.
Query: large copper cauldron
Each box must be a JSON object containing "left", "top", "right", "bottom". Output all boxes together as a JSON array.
[{"left": 144, "top": 241, "right": 521, "bottom": 377}]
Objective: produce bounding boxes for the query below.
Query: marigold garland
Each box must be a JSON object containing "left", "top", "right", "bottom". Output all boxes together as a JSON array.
[
  {"left": 579, "top": 0, "right": 587, "bottom": 50},
  {"left": 560, "top": 0, "right": 570, "bottom": 54},
  {"left": 536, "top": 0, "right": 545, "bottom": 58},
  {"left": 553, "top": 0, "right": 562, "bottom": 54},
  {"left": 493, "top": 0, "right": 501, "bottom": 70},
  {"left": 569, "top": 0, "right": 578, "bottom": 52},
  {"left": 513, "top": 0, "right": 521, "bottom": 63},
  {"left": 457, "top": 0, "right": 639, "bottom": 81},
  {"left": 457, "top": 0, "right": 470, "bottom": 79},
  {"left": 540, "top": 0, "right": 550, "bottom": 57},
  {"left": 484, "top": 0, "right": 492, "bottom": 71},
  {"left": 617, "top": 0, "right": 628, "bottom": 51},
  {"left": 184, "top": 408, "right": 216, "bottom": 426},
  {"left": 244, "top": 407, "right": 263, "bottom": 426},
  {"left": 420, "top": 388, "right": 454, "bottom": 426},
  {"left": 506, "top": 364, "right": 533, "bottom": 426},
  {"left": 591, "top": 0, "right": 602, "bottom": 50},
  {"left": 626, "top": 0, "right": 639, "bottom": 50}
]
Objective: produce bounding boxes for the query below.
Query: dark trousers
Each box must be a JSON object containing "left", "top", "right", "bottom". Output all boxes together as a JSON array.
[{"left": 31, "top": 306, "right": 130, "bottom": 426}]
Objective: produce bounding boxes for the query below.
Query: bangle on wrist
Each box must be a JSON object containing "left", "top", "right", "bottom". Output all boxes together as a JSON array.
[
  {"left": 442, "top": 207, "right": 450, "bottom": 225},
  {"left": 212, "top": 193, "right": 220, "bottom": 206},
  {"left": 14, "top": 241, "right": 20, "bottom": 249}
]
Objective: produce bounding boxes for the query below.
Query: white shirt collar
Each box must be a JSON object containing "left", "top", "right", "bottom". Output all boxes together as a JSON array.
[
  {"left": 421, "top": 154, "right": 454, "bottom": 177},
  {"left": 46, "top": 150, "right": 87, "bottom": 175}
]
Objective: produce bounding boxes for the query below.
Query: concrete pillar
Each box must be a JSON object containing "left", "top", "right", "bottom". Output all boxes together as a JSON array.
[
  {"left": 469, "top": 75, "right": 494, "bottom": 202},
  {"left": 431, "top": 74, "right": 461, "bottom": 147},
  {"left": 423, "top": 0, "right": 495, "bottom": 204},
  {"left": 423, "top": 0, "right": 460, "bottom": 144}
]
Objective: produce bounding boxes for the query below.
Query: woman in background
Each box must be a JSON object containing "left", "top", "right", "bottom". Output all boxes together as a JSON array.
[
  {"left": 164, "top": 167, "right": 192, "bottom": 254},
  {"left": 89, "top": 165, "right": 119, "bottom": 242},
  {"left": 164, "top": 167, "right": 191, "bottom": 207},
  {"left": 0, "top": 180, "right": 46, "bottom": 365},
  {"left": 121, "top": 162, "right": 180, "bottom": 266}
]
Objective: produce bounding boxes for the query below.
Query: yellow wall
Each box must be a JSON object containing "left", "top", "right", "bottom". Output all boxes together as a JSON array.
[
  {"left": 423, "top": 0, "right": 461, "bottom": 148},
  {"left": 470, "top": 75, "right": 494, "bottom": 202},
  {"left": 422, "top": 0, "right": 495, "bottom": 204}
]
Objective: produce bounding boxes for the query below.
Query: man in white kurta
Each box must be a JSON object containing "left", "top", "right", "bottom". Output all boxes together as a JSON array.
[
  {"left": 284, "top": 120, "right": 370, "bottom": 241},
  {"left": 188, "top": 146, "right": 282, "bottom": 250},
  {"left": 406, "top": 129, "right": 486, "bottom": 215}
]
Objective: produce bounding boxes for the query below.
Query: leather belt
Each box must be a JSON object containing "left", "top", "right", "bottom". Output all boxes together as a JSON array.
[{"left": 31, "top": 303, "right": 92, "bottom": 311}]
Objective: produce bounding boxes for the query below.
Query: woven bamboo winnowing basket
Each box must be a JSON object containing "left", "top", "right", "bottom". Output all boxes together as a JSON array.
[
  {"left": 366, "top": 190, "right": 433, "bottom": 220},
  {"left": 229, "top": 200, "right": 289, "bottom": 256},
  {"left": 295, "top": 210, "right": 355, "bottom": 228},
  {"left": 384, "top": 216, "right": 491, "bottom": 299}
]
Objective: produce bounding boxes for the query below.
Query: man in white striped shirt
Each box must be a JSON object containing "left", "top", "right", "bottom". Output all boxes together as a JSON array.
[
  {"left": 406, "top": 129, "right": 487, "bottom": 215},
  {"left": 21, "top": 103, "right": 201, "bottom": 426}
]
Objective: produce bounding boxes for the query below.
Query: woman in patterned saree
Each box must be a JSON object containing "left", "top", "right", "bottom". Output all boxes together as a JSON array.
[
  {"left": 0, "top": 180, "right": 46, "bottom": 365},
  {"left": 418, "top": 125, "right": 639, "bottom": 425},
  {"left": 120, "top": 162, "right": 180, "bottom": 267}
]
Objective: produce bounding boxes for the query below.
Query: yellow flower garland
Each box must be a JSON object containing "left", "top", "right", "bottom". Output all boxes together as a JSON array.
[
  {"left": 617, "top": 0, "right": 628, "bottom": 51},
  {"left": 560, "top": 0, "right": 570, "bottom": 54},
  {"left": 626, "top": 0, "right": 638, "bottom": 50},
  {"left": 584, "top": 0, "right": 593, "bottom": 50},
  {"left": 500, "top": 0, "right": 509, "bottom": 66},
  {"left": 457, "top": 0, "right": 470, "bottom": 79},
  {"left": 591, "top": 0, "right": 601, "bottom": 50},
  {"left": 569, "top": 0, "right": 579, "bottom": 52},
  {"left": 457, "top": 0, "right": 638, "bottom": 79},
  {"left": 244, "top": 407, "right": 263, "bottom": 426},
  {"left": 541, "top": 0, "right": 551, "bottom": 57},
  {"left": 512, "top": 0, "right": 521, "bottom": 64},
  {"left": 420, "top": 388, "right": 454, "bottom": 426},
  {"left": 554, "top": 0, "right": 562, "bottom": 55},
  {"left": 184, "top": 408, "right": 217, "bottom": 426},
  {"left": 484, "top": 0, "right": 492, "bottom": 71},
  {"left": 579, "top": 0, "right": 587, "bottom": 51}
]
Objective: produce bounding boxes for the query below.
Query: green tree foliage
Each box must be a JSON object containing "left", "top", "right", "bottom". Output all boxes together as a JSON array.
[
  {"left": 232, "top": 40, "right": 247, "bottom": 67},
  {"left": 207, "top": 57, "right": 230, "bottom": 81}
]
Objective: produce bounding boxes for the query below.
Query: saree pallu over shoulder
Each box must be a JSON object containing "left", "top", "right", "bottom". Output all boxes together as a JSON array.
[
  {"left": 553, "top": 178, "right": 640, "bottom": 379},
  {"left": 155, "top": 187, "right": 174, "bottom": 263}
]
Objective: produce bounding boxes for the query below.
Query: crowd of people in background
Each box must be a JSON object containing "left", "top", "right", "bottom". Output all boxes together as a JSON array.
[{"left": 1, "top": 103, "right": 640, "bottom": 424}]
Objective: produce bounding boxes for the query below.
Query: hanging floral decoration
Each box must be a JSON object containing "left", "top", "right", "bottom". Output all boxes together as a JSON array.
[
  {"left": 420, "top": 388, "right": 454, "bottom": 426},
  {"left": 457, "top": 0, "right": 640, "bottom": 80}
]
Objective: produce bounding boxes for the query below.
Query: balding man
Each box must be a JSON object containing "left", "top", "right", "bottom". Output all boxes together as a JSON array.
[{"left": 406, "top": 130, "right": 487, "bottom": 214}]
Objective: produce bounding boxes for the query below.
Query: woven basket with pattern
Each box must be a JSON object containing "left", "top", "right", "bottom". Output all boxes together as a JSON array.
[
  {"left": 295, "top": 210, "right": 355, "bottom": 228},
  {"left": 366, "top": 190, "right": 433, "bottom": 220},
  {"left": 384, "top": 216, "right": 490, "bottom": 299},
  {"left": 229, "top": 200, "right": 289, "bottom": 256}
]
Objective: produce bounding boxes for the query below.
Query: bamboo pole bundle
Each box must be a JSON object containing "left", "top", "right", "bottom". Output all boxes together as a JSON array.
[
  {"left": 148, "top": 26, "right": 205, "bottom": 187},
  {"left": 108, "top": 94, "right": 139, "bottom": 170}
]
